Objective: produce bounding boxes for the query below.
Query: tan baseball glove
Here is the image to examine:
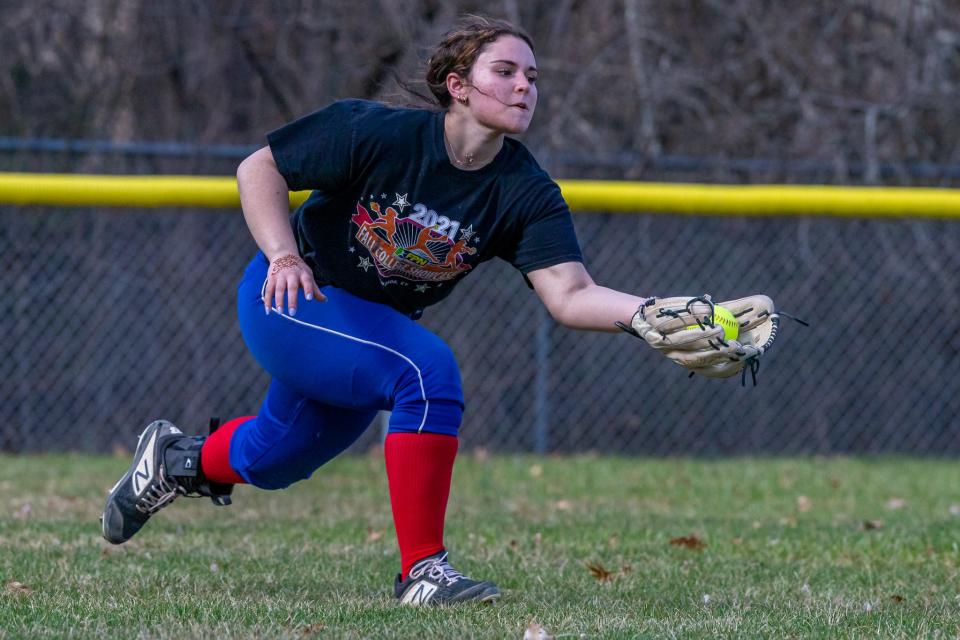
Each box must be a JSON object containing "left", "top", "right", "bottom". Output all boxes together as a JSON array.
[{"left": 616, "top": 294, "right": 784, "bottom": 384}]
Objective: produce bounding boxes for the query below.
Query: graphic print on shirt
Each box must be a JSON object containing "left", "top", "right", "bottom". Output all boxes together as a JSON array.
[{"left": 351, "top": 193, "right": 479, "bottom": 283}]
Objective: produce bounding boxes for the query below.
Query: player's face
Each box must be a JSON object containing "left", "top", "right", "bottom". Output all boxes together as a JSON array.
[{"left": 465, "top": 35, "right": 538, "bottom": 134}]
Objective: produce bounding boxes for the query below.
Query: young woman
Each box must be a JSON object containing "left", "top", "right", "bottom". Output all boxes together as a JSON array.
[{"left": 100, "top": 17, "right": 681, "bottom": 605}]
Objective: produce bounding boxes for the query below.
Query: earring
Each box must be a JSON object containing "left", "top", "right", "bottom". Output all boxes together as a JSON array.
[{"left": 457, "top": 94, "right": 468, "bottom": 104}]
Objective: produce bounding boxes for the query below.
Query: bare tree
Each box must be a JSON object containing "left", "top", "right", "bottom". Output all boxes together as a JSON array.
[{"left": 2, "top": 0, "right": 959, "bottom": 183}]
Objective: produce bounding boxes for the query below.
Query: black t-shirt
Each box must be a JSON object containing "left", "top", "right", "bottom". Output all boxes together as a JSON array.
[{"left": 267, "top": 99, "right": 583, "bottom": 316}]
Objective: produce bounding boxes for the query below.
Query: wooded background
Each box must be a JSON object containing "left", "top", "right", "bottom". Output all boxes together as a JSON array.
[
  {"left": 3, "top": 0, "right": 960, "bottom": 183},
  {"left": 4, "top": 1, "right": 960, "bottom": 455}
]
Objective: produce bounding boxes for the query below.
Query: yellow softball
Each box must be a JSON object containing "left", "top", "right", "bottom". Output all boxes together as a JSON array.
[{"left": 687, "top": 304, "right": 739, "bottom": 340}]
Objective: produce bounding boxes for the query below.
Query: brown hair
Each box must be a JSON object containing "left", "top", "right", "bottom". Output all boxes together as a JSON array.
[{"left": 424, "top": 16, "right": 534, "bottom": 108}]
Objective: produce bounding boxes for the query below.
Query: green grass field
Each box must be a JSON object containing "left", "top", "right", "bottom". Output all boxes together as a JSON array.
[{"left": 1, "top": 453, "right": 959, "bottom": 639}]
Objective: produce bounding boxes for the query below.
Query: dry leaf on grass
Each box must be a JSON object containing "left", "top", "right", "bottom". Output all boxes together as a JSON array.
[
  {"left": 366, "top": 529, "right": 384, "bottom": 543},
  {"left": 5, "top": 581, "right": 32, "bottom": 595},
  {"left": 796, "top": 496, "right": 812, "bottom": 512},
  {"left": 861, "top": 520, "right": 883, "bottom": 530},
  {"left": 585, "top": 561, "right": 631, "bottom": 582},
  {"left": 299, "top": 623, "right": 325, "bottom": 637},
  {"left": 523, "top": 623, "right": 553, "bottom": 640},
  {"left": 890, "top": 594, "right": 905, "bottom": 603},
  {"left": 670, "top": 535, "right": 706, "bottom": 550},
  {"left": 587, "top": 562, "right": 614, "bottom": 582}
]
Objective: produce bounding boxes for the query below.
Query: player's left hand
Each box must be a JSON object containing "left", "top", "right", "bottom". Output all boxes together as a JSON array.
[{"left": 616, "top": 294, "right": 798, "bottom": 385}]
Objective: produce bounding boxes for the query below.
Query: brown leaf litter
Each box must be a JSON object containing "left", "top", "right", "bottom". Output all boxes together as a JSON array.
[{"left": 670, "top": 535, "right": 706, "bottom": 550}]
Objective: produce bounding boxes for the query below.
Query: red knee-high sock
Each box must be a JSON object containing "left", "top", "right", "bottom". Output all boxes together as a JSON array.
[
  {"left": 384, "top": 432, "right": 459, "bottom": 579},
  {"left": 199, "top": 416, "right": 253, "bottom": 484}
]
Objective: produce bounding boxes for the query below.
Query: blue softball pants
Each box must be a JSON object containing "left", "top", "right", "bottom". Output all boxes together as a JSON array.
[{"left": 229, "top": 253, "right": 464, "bottom": 489}]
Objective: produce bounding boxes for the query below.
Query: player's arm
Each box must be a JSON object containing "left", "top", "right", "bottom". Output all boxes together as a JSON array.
[
  {"left": 528, "top": 261, "right": 788, "bottom": 384},
  {"left": 526, "top": 261, "right": 647, "bottom": 332},
  {"left": 237, "top": 146, "right": 324, "bottom": 314}
]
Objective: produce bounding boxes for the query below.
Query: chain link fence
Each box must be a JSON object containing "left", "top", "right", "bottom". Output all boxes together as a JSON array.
[{"left": 3, "top": 203, "right": 959, "bottom": 455}]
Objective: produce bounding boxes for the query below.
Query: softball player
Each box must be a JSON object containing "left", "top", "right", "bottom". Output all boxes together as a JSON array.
[{"left": 101, "top": 17, "right": 656, "bottom": 605}]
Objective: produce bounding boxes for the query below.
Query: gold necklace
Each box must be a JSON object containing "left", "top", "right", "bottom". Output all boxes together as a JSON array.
[{"left": 444, "top": 130, "right": 476, "bottom": 167}]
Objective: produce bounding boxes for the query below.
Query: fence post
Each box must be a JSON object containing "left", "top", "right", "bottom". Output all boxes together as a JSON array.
[{"left": 534, "top": 304, "right": 550, "bottom": 453}]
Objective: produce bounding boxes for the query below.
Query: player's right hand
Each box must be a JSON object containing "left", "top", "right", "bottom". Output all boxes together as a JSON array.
[{"left": 264, "top": 253, "right": 325, "bottom": 316}]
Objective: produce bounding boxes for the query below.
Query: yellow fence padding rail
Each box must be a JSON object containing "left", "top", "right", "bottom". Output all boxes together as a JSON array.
[{"left": 1, "top": 172, "right": 960, "bottom": 218}]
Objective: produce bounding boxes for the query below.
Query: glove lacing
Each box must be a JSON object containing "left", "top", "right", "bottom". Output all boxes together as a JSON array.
[{"left": 618, "top": 295, "right": 809, "bottom": 386}]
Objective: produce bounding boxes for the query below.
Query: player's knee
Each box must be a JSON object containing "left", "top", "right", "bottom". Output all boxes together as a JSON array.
[
  {"left": 389, "top": 339, "right": 464, "bottom": 436},
  {"left": 403, "top": 336, "right": 463, "bottom": 399}
]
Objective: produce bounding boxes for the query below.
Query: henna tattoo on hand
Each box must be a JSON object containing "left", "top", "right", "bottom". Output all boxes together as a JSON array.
[{"left": 270, "top": 254, "right": 303, "bottom": 275}]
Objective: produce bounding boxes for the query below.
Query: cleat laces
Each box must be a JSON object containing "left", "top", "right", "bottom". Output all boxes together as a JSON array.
[
  {"left": 134, "top": 464, "right": 179, "bottom": 515},
  {"left": 409, "top": 553, "right": 466, "bottom": 586}
]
